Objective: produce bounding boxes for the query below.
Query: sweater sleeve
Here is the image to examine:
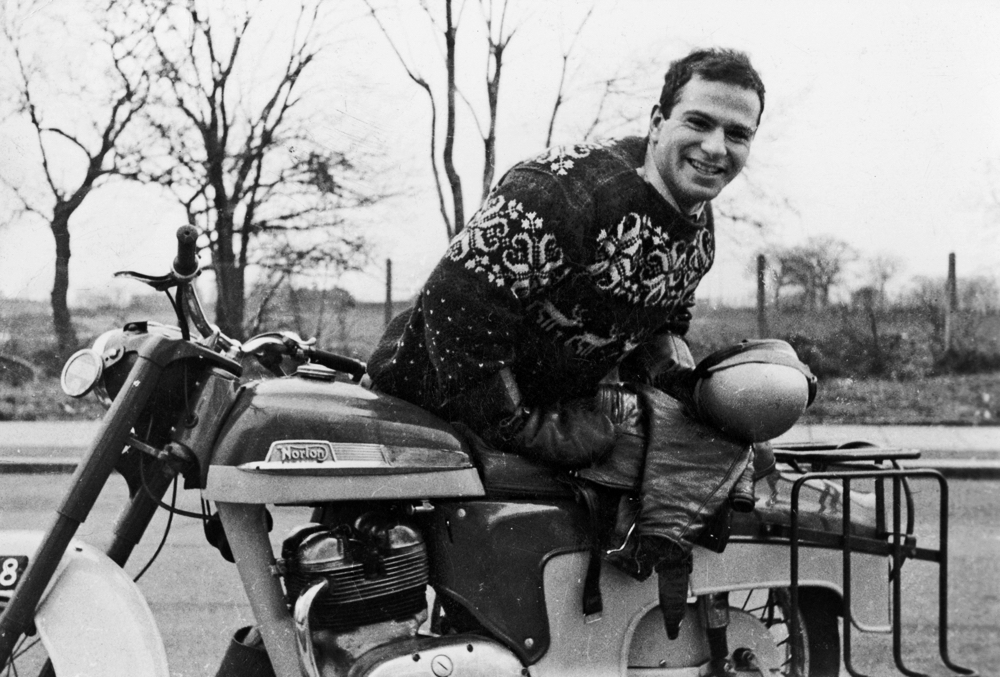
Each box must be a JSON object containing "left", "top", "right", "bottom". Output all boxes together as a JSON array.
[
  {"left": 419, "top": 167, "right": 575, "bottom": 418},
  {"left": 419, "top": 168, "right": 622, "bottom": 463}
]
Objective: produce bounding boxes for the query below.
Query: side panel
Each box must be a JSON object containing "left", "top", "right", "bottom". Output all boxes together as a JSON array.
[
  {"left": 426, "top": 500, "right": 590, "bottom": 665},
  {"left": 0, "top": 531, "right": 169, "bottom": 677},
  {"left": 531, "top": 545, "right": 889, "bottom": 677}
]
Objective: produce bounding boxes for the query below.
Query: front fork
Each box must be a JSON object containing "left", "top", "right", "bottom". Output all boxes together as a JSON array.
[
  {"left": 0, "top": 334, "right": 237, "bottom": 666},
  {"left": 0, "top": 349, "right": 166, "bottom": 664}
]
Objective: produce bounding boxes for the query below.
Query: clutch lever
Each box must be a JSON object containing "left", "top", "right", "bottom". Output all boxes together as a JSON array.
[{"left": 113, "top": 269, "right": 186, "bottom": 292}]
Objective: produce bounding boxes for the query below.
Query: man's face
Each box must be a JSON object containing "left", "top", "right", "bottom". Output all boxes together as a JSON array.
[{"left": 648, "top": 75, "right": 761, "bottom": 212}]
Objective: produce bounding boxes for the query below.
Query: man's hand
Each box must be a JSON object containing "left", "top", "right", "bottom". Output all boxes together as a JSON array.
[{"left": 514, "top": 402, "right": 617, "bottom": 467}]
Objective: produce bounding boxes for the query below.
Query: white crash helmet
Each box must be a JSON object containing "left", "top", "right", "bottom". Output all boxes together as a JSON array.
[{"left": 692, "top": 339, "right": 817, "bottom": 443}]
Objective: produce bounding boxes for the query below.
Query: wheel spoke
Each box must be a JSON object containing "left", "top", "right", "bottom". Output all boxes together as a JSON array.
[
  {"left": 4, "top": 635, "right": 44, "bottom": 677},
  {"left": 728, "top": 587, "right": 814, "bottom": 677}
]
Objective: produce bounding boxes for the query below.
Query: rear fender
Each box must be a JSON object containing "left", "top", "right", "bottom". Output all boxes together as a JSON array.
[
  {"left": 692, "top": 541, "right": 890, "bottom": 631},
  {"left": 0, "top": 531, "right": 169, "bottom": 677},
  {"left": 531, "top": 544, "right": 889, "bottom": 677}
]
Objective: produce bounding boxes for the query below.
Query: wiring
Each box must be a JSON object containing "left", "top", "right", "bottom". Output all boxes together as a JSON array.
[
  {"left": 133, "top": 477, "right": 177, "bottom": 583},
  {"left": 139, "top": 458, "right": 208, "bottom": 521}
]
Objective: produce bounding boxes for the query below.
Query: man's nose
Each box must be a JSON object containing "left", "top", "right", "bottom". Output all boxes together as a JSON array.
[{"left": 700, "top": 127, "right": 726, "bottom": 157}]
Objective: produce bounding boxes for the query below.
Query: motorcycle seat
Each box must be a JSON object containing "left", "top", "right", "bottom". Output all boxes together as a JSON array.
[{"left": 452, "top": 423, "right": 576, "bottom": 499}]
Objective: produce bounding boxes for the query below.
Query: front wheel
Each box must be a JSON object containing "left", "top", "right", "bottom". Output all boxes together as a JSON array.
[
  {"left": 2, "top": 636, "right": 51, "bottom": 677},
  {"left": 730, "top": 586, "right": 840, "bottom": 677}
]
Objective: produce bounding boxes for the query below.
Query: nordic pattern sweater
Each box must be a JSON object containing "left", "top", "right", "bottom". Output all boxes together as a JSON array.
[{"left": 368, "top": 136, "right": 715, "bottom": 446}]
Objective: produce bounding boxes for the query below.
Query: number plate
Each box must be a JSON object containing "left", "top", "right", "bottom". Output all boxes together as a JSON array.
[{"left": 0, "top": 555, "right": 28, "bottom": 592}]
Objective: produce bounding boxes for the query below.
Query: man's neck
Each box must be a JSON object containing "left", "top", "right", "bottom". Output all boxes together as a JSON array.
[{"left": 639, "top": 148, "right": 705, "bottom": 218}]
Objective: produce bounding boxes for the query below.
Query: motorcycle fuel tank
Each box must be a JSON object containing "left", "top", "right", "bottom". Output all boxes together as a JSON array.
[{"left": 203, "top": 375, "right": 485, "bottom": 504}]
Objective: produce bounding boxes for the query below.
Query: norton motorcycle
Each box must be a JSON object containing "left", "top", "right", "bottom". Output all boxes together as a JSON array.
[{"left": 0, "top": 226, "right": 979, "bottom": 677}]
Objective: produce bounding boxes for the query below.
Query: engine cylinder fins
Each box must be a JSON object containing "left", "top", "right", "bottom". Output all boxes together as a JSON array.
[
  {"left": 282, "top": 517, "right": 430, "bottom": 632},
  {"left": 297, "top": 588, "right": 429, "bottom": 632},
  {"left": 284, "top": 561, "right": 429, "bottom": 603}
]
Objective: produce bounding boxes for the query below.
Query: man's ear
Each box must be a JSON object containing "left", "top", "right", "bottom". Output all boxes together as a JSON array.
[{"left": 649, "top": 104, "right": 663, "bottom": 135}]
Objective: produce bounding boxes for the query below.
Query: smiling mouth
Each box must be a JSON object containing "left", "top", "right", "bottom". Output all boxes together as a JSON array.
[{"left": 688, "top": 158, "right": 725, "bottom": 176}]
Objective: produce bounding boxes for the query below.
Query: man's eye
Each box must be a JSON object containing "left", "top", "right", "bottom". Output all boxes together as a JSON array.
[
  {"left": 686, "top": 118, "right": 711, "bottom": 131},
  {"left": 726, "top": 130, "right": 752, "bottom": 143}
]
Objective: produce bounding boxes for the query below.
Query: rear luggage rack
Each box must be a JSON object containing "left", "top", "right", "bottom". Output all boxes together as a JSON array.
[{"left": 775, "top": 442, "right": 978, "bottom": 677}]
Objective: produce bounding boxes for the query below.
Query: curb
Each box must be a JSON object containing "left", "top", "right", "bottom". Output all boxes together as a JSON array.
[
  {"left": 897, "top": 459, "right": 1000, "bottom": 480},
  {"left": 0, "top": 458, "right": 80, "bottom": 474}
]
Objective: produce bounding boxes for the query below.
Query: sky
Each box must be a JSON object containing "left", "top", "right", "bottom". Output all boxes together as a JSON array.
[{"left": 2, "top": 0, "right": 999, "bottom": 308}]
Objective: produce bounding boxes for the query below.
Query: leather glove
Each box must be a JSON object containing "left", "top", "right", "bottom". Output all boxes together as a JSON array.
[
  {"left": 576, "top": 384, "right": 645, "bottom": 490},
  {"left": 620, "top": 332, "right": 700, "bottom": 410},
  {"left": 512, "top": 401, "right": 617, "bottom": 468}
]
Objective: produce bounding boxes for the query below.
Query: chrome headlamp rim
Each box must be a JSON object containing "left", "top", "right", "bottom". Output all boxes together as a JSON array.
[{"left": 60, "top": 349, "right": 104, "bottom": 398}]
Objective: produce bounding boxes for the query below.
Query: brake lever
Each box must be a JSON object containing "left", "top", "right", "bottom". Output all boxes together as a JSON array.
[{"left": 114, "top": 269, "right": 187, "bottom": 292}]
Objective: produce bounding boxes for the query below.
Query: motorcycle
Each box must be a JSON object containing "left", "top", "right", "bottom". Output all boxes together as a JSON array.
[{"left": 0, "top": 226, "right": 979, "bottom": 677}]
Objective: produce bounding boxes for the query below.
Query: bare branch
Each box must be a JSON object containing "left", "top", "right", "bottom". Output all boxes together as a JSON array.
[
  {"left": 478, "top": 0, "right": 516, "bottom": 200},
  {"left": 545, "top": 5, "right": 593, "bottom": 147},
  {"left": 364, "top": 0, "right": 453, "bottom": 237}
]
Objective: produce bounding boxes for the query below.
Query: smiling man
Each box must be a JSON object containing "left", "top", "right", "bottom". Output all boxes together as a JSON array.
[
  {"left": 369, "top": 48, "right": 765, "bottom": 642},
  {"left": 645, "top": 70, "right": 760, "bottom": 214}
]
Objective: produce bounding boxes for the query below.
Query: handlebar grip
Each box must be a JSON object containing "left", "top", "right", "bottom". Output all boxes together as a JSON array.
[
  {"left": 303, "top": 347, "right": 367, "bottom": 382},
  {"left": 173, "top": 226, "right": 200, "bottom": 276}
]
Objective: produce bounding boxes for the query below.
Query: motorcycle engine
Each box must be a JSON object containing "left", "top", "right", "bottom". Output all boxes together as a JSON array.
[
  {"left": 281, "top": 512, "right": 429, "bottom": 633},
  {"left": 279, "top": 510, "right": 527, "bottom": 677}
]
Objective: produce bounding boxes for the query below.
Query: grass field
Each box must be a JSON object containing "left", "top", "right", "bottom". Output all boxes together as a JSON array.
[{"left": 2, "top": 298, "right": 998, "bottom": 424}]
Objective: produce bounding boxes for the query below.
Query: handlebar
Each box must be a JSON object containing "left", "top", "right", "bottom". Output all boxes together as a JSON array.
[
  {"left": 124, "top": 227, "right": 364, "bottom": 375},
  {"left": 173, "top": 226, "right": 199, "bottom": 277},
  {"left": 240, "top": 333, "right": 367, "bottom": 381},
  {"left": 302, "top": 346, "right": 367, "bottom": 381}
]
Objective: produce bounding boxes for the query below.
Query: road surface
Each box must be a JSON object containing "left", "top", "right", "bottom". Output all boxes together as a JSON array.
[{"left": 0, "top": 471, "right": 996, "bottom": 676}]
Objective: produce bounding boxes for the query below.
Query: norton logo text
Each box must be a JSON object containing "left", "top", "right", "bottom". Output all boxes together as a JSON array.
[{"left": 267, "top": 440, "right": 335, "bottom": 463}]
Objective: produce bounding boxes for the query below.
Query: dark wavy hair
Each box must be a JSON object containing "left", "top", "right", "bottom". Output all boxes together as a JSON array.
[{"left": 658, "top": 48, "right": 765, "bottom": 123}]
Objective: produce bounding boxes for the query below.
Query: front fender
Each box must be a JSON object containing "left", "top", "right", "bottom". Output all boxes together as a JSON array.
[{"left": 0, "top": 531, "right": 169, "bottom": 677}]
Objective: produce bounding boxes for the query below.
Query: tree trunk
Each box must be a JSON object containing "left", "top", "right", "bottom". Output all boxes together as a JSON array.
[
  {"left": 212, "top": 213, "right": 246, "bottom": 340},
  {"left": 482, "top": 41, "right": 503, "bottom": 202},
  {"left": 214, "top": 260, "right": 245, "bottom": 340},
  {"left": 49, "top": 213, "right": 78, "bottom": 359},
  {"left": 443, "top": 0, "right": 465, "bottom": 234}
]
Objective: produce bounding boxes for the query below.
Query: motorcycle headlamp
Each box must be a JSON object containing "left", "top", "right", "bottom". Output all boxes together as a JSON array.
[
  {"left": 60, "top": 329, "right": 131, "bottom": 403},
  {"left": 60, "top": 349, "right": 104, "bottom": 398}
]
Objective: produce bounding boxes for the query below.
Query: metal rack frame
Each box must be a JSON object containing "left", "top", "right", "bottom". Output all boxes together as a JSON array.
[{"left": 776, "top": 444, "right": 978, "bottom": 677}]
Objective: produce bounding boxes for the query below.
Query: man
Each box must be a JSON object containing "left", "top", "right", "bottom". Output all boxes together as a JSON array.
[{"left": 369, "top": 48, "right": 765, "bottom": 639}]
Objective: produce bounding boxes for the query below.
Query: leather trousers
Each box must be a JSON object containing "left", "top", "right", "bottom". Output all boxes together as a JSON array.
[
  {"left": 579, "top": 383, "right": 752, "bottom": 565},
  {"left": 496, "top": 379, "right": 757, "bottom": 641},
  {"left": 576, "top": 383, "right": 753, "bottom": 640}
]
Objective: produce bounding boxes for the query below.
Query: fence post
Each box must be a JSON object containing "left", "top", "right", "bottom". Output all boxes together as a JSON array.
[
  {"left": 757, "top": 253, "right": 769, "bottom": 338},
  {"left": 384, "top": 258, "right": 393, "bottom": 327},
  {"left": 944, "top": 253, "right": 956, "bottom": 350}
]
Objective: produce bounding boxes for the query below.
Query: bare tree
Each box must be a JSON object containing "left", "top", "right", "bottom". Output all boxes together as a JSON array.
[
  {"left": 768, "top": 236, "right": 857, "bottom": 310},
  {"left": 136, "top": 0, "right": 376, "bottom": 338},
  {"left": 477, "top": 0, "right": 515, "bottom": 202},
  {"left": 863, "top": 252, "right": 905, "bottom": 307},
  {"left": 0, "top": 0, "right": 151, "bottom": 358},
  {"left": 246, "top": 235, "right": 368, "bottom": 336},
  {"left": 363, "top": 0, "right": 469, "bottom": 238},
  {"left": 364, "top": 0, "right": 607, "bottom": 239}
]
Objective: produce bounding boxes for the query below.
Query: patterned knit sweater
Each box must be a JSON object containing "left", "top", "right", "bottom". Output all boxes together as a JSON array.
[{"left": 368, "top": 136, "right": 715, "bottom": 441}]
